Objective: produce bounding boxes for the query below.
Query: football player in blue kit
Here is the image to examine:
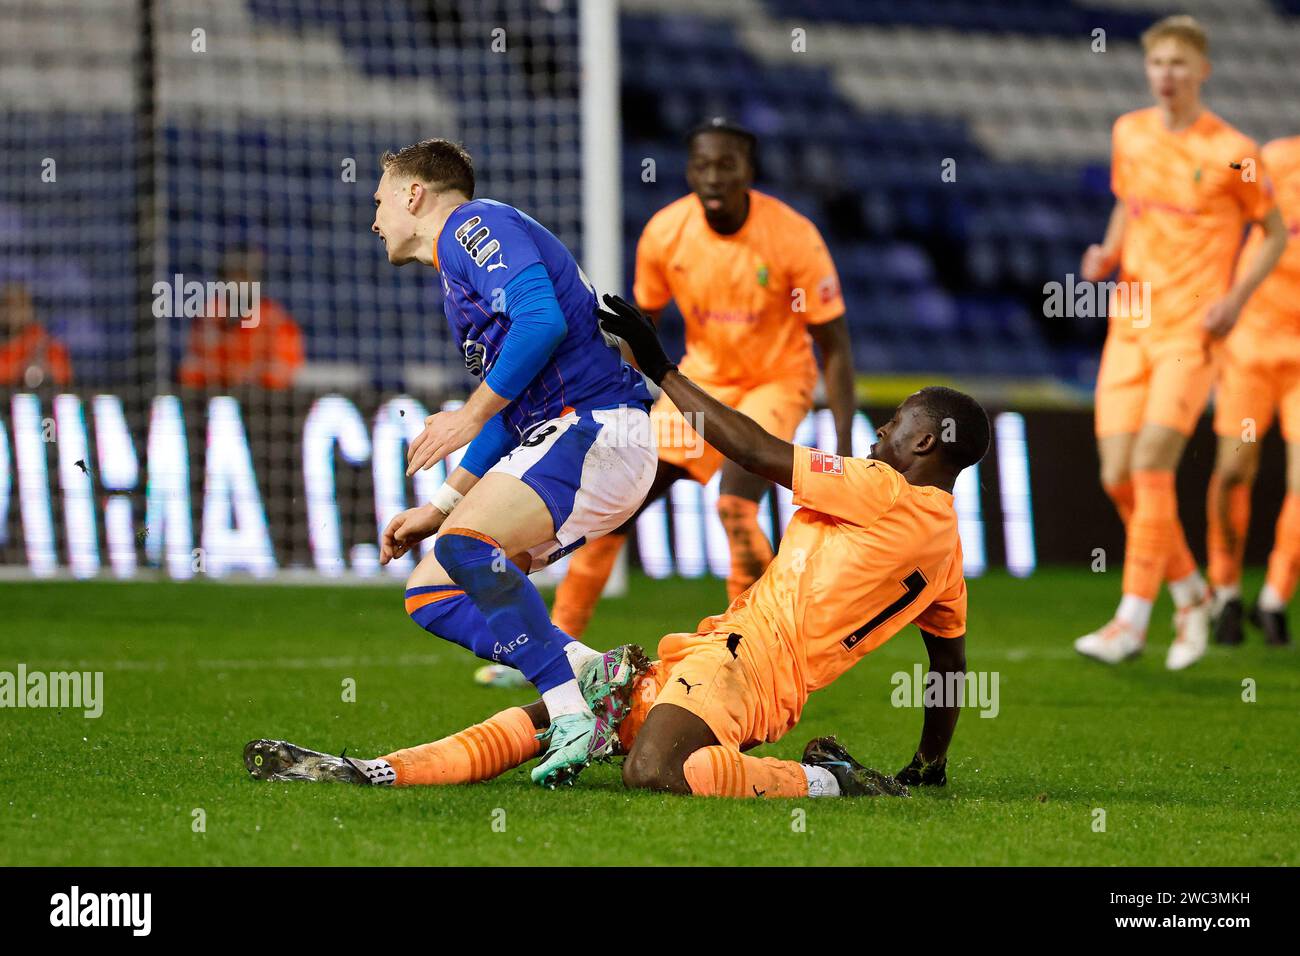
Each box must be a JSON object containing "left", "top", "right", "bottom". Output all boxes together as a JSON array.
[{"left": 370, "top": 139, "right": 657, "bottom": 787}]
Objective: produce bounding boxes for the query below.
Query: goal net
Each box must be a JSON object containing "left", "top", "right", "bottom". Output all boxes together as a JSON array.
[{"left": 0, "top": 0, "right": 588, "bottom": 582}]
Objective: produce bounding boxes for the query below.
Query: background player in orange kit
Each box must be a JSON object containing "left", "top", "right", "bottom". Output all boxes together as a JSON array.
[
  {"left": 1206, "top": 136, "right": 1300, "bottom": 647},
  {"left": 548, "top": 118, "right": 856, "bottom": 638},
  {"left": 1074, "top": 15, "right": 1287, "bottom": 671},
  {"left": 245, "top": 295, "right": 986, "bottom": 799}
]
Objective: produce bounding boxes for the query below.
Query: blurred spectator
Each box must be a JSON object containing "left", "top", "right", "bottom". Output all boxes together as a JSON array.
[
  {"left": 0, "top": 282, "right": 72, "bottom": 387},
  {"left": 179, "top": 247, "right": 305, "bottom": 389}
]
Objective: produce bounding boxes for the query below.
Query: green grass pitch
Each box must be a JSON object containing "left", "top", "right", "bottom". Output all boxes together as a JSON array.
[{"left": 1, "top": 568, "right": 1296, "bottom": 866}]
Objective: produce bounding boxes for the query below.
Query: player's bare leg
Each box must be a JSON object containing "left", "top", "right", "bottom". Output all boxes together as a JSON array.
[
  {"left": 549, "top": 460, "right": 689, "bottom": 640},
  {"left": 718, "top": 460, "right": 775, "bottom": 601},
  {"left": 622, "top": 702, "right": 720, "bottom": 795},
  {"left": 1207, "top": 433, "right": 1260, "bottom": 645},
  {"left": 1253, "top": 441, "right": 1300, "bottom": 645},
  {"left": 1097, "top": 432, "right": 1137, "bottom": 522}
]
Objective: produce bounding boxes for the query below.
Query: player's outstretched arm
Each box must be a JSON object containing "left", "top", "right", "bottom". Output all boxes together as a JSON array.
[
  {"left": 661, "top": 369, "right": 796, "bottom": 488},
  {"left": 808, "top": 316, "right": 856, "bottom": 456},
  {"left": 598, "top": 293, "right": 795, "bottom": 488},
  {"left": 897, "top": 630, "right": 967, "bottom": 787}
]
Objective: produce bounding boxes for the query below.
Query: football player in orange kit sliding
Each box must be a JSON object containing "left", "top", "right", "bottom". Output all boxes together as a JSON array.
[
  {"left": 1205, "top": 136, "right": 1300, "bottom": 647},
  {"left": 245, "top": 296, "right": 985, "bottom": 799},
  {"left": 1074, "top": 15, "right": 1286, "bottom": 670},
  {"left": 547, "top": 117, "right": 857, "bottom": 640}
]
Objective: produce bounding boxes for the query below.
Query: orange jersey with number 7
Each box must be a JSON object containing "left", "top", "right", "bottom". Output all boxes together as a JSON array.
[
  {"left": 655, "top": 446, "right": 966, "bottom": 744},
  {"left": 633, "top": 190, "right": 844, "bottom": 390}
]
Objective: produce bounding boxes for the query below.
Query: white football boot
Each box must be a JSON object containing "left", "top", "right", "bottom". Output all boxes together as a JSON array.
[
  {"left": 1074, "top": 619, "right": 1145, "bottom": 663},
  {"left": 1166, "top": 594, "right": 1212, "bottom": 671}
]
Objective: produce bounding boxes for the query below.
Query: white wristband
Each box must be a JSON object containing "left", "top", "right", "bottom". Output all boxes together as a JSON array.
[{"left": 430, "top": 483, "right": 464, "bottom": 516}]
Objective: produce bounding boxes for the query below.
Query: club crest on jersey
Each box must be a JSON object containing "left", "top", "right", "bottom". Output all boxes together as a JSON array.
[
  {"left": 454, "top": 215, "right": 502, "bottom": 267},
  {"left": 756, "top": 264, "right": 769, "bottom": 287},
  {"left": 462, "top": 338, "right": 488, "bottom": 377},
  {"left": 810, "top": 450, "right": 843, "bottom": 475}
]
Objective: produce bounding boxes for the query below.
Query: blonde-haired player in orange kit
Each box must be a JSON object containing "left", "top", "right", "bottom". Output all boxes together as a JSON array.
[
  {"left": 1206, "top": 136, "right": 1300, "bottom": 647},
  {"left": 1075, "top": 15, "right": 1286, "bottom": 670},
  {"left": 246, "top": 297, "right": 985, "bottom": 799},
  {"left": 547, "top": 118, "right": 856, "bottom": 639}
]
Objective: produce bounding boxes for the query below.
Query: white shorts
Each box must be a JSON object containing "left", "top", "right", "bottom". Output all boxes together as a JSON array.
[{"left": 488, "top": 405, "right": 657, "bottom": 572}]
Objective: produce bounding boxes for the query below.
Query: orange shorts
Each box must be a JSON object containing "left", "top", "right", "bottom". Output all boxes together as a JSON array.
[
  {"left": 616, "top": 629, "right": 798, "bottom": 753},
  {"left": 1213, "top": 325, "right": 1300, "bottom": 443},
  {"left": 652, "top": 374, "right": 813, "bottom": 484},
  {"left": 1095, "top": 329, "right": 1219, "bottom": 437}
]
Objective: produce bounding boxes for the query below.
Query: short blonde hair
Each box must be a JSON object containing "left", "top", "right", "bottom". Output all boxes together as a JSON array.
[{"left": 1141, "top": 14, "right": 1209, "bottom": 56}]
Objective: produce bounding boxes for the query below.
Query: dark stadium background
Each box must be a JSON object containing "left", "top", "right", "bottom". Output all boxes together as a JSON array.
[{"left": 1, "top": 0, "right": 1297, "bottom": 581}]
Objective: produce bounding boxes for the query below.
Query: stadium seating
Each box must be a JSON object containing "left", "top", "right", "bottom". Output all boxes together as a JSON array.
[
  {"left": 5, "top": 0, "right": 1300, "bottom": 388},
  {"left": 619, "top": 0, "right": 1300, "bottom": 383}
]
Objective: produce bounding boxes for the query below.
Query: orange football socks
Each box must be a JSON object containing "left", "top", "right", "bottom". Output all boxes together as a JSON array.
[
  {"left": 1263, "top": 493, "right": 1300, "bottom": 607},
  {"left": 550, "top": 533, "right": 625, "bottom": 639},
  {"left": 1104, "top": 478, "right": 1136, "bottom": 526},
  {"left": 717, "top": 494, "right": 774, "bottom": 601},
  {"left": 381, "top": 706, "right": 541, "bottom": 786},
  {"left": 1107, "top": 477, "right": 1198, "bottom": 587},
  {"left": 1122, "top": 470, "right": 1183, "bottom": 602},
  {"left": 682, "top": 746, "right": 809, "bottom": 798},
  {"left": 1206, "top": 473, "right": 1252, "bottom": 590}
]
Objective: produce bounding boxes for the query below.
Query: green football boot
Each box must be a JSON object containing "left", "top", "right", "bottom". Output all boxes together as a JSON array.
[
  {"left": 577, "top": 643, "right": 651, "bottom": 725},
  {"left": 530, "top": 711, "right": 617, "bottom": 789}
]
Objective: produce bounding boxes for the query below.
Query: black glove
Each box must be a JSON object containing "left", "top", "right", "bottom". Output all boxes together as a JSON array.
[
  {"left": 896, "top": 752, "right": 947, "bottom": 788},
  {"left": 596, "top": 293, "right": 677, "bottom": 385}
]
